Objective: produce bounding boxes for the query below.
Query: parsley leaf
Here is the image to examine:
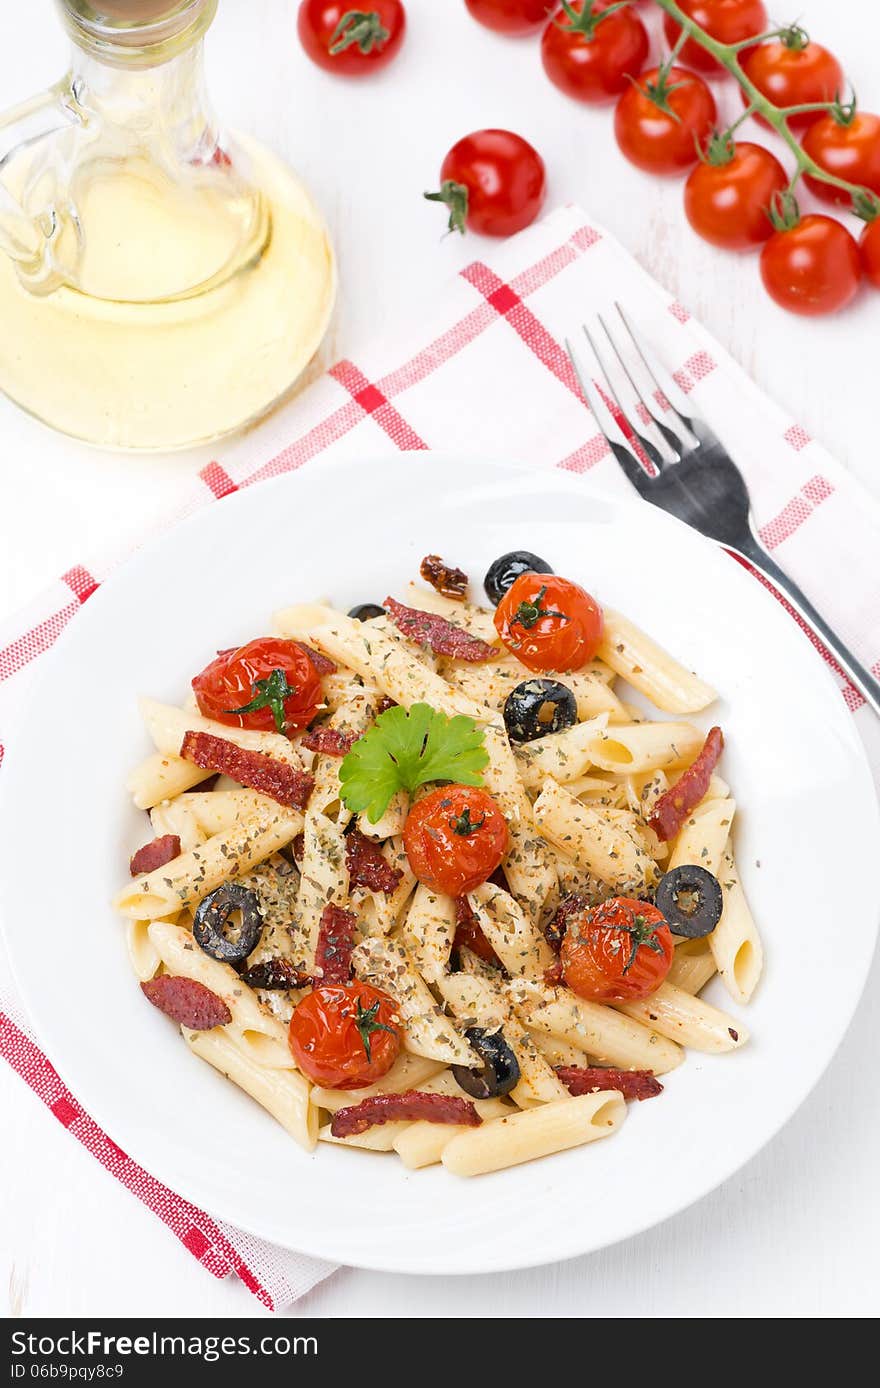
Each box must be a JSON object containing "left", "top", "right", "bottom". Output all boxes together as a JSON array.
[{"left": 338, "top": 702, "right": 489, "bottom": 824}]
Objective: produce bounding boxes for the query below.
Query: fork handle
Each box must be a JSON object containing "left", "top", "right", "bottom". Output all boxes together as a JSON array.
[{"left": 737, "top": 537, "right": 880, "bottom": 716}]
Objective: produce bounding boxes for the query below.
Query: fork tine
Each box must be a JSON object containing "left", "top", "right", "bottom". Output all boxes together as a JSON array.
[
  {"left": 582, "top": 323, "right": 670, "bottom": 474},
  {"left": 613, "top": 302, "right": 702, "bottom": 446},
  {"left": 597, "top": 311, "right": 685, "bottom": 460},
  {"left": 564, "top": 337, "right": 651, "bottom": 495}
]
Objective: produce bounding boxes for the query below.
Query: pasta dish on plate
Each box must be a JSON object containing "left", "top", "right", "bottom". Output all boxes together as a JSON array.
[{"left": 113, "top": 547, "right": 761, "bottom": 1178}]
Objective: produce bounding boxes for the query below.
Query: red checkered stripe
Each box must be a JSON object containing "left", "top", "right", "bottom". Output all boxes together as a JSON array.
[{"left": 0, "top": 1012, "right": 277, "bottom": 1309}]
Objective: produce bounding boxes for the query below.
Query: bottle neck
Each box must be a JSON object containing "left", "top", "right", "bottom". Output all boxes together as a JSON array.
[
  {"left": 66, "top": 39, "right": 219, "bottom": 165},
  {"left": 58, "top": 1, "right": 217, "bottom": 68}
]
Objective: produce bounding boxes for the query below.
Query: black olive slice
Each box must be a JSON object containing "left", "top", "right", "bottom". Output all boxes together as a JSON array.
[
  {"left": 655, "top": 865, "right": 723, "bottom": 939},
  {"left": 452, "top": 1026, "right": 520, "bottom": 1099},
  {"left": 484, "top": 550, "right": 553, "bottom": 606},
  {"left": 348, "top": 603, "right": 386, "bottom": 622},
  {"left": 503, "top": 678, "right": 577, "bottom": 743},
  {"left": 193, "top": 883, "right": 264, "bottom": 963}
]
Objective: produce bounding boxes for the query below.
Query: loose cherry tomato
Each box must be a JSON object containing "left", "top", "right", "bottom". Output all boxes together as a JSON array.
[
  {"left": 192, "top": 637, "right": 323, "bottom": 734},
  {"left": 541, "top": 1, "right": 649, "bottom": 104},
  {"left": 684, "top": 139, "right": 787, "bottom": 250},
  {"left": 560, "top": 897, "right": 673, "bottom": 1002},
  {"left": 802, "top": 110, "right": 880, "bottom": 205},
  {"left": 464, "top": 0, "right": 548, "bottom": 34},
  {"left": 741, "top": 35, "right": 843, "bottom": 131},
  {"left": 614, "top": 66, "right": 717, "bottom": 176},
  {"left": 403, "top": 786, "right": 509, "bottom": 897},
  {"left": 288, "top": 981, "right": 400, "bottom": 1088},
  {"left": 425, "top": 129, "right": 546, "bottom": 236},
  {"left": 662, "top": 0, "right": 767, "bottom": 75},
  {"left": 860, "top": 217, "right": 880, "bottom": 288},
  {"left": 495, "top": 573, "right": 603, "bottom": 672},
  {"left": 760, "top": 213, "right": 861, "bottom": 316},
  {"left": 297, "top": 1, "right": 405, "bottom": 76}
]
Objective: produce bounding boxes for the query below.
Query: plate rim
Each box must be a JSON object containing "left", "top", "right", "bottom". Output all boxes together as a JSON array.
[{"left": 1, "top": 451, "right": 877, "bottom": 1274}]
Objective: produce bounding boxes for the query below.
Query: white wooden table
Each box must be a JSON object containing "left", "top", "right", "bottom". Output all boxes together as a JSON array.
[{"left": 2, "top": 0, "right": 878, "bottom": 1318}]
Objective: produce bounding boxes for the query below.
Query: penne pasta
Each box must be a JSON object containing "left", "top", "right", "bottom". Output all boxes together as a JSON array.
[
  {"left": 115, "top": 806, "right": 302, "bottom": 919},
  {"left": 467, "top": 880, "right": 555, "bottom": 979},
  {"left": 508, "top": 977, "right": 683, "bottom": 1075},
  {"left": 533, "top": 778, "right": 659, "bottom": 893},
  {"left": 614, "top": 980, "right": 749, "bottom": 1053},
  {"left": 184, "top": 1026, "right": 316, "bottom": 1151},
  {"left": 352, "top": 936, "right": 477, "bottom": 1067},
  {"left": 711, "top": 848, "right": 763, "bottom": 1004},
  {"left": 402, "top": 882, "right": 456, "bottom": 982},
  {"left": 598, "top": 608, "right": 717, "bottom": 714},
  {"left": 441, "top": 1091, "right": 626, "bottom": 1177},
  {"left": 148, "top": 921, "right": 296, "bottom": 1070}
]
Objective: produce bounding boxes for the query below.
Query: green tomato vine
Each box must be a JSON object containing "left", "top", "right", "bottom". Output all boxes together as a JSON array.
[{"left": 651, "top": 0, "right": 879, "bottom": 222}]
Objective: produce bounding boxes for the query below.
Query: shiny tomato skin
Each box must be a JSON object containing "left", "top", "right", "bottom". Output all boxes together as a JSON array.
[
  {"left": 741, "top": 41, "right": 843, "bottom": 131},
  {"left": 439, "top": 129, "right": 546, "bottom": 236},
  {"left": 760, "top": 214, "right": 861, "bottom": 316},
  {"left": 495, "top": 573, "right": 603, "bottom": 672},
  {"left": 541, "top": 1, "right": 649, "bottom": 104},
  {"left": 662, "top": 0, "right": 767, "bottom": 75},
  {"left": 192, "top": 637, "right": 323, "bottom": 733},
  {"left": 684, "top": 142, "right": 787, "bottom": 250},
  {"left": 297, "top": 0, "right": 405, "bottom": 75},
  {"left": 560, "top": 897, "right": 673, "bottom": 1002},
  {"left": 288, "top": 982, "right": 400, "bottom": 1088},
  {"left": 403, "top": 786, "right": 509, "bottom": 897},
  {"left": 860, "top": 218, "right": 880, "bottom": 289},
  {"left": 802, "top": 112, "right": 880, "bottom": 205},
  {"left": 614, "top": 67, "right": 717, "bottom": 176},
  {"left": 465, "top": 0, "right": 547, "bottom": 34}
]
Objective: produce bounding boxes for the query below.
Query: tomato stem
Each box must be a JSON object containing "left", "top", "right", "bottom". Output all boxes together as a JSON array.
[
  {"left": 652, "top": 0, "right": 871, "bottom": 206},
  {"left": 423, "top": 180, "right": 470, "bottom": 235}
]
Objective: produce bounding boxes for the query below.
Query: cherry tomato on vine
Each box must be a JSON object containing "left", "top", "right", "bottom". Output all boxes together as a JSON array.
[
  {"left": 541, "top": 0, "right": 649, "bottom": 104},
  {"left": 859, "top": 217, "right": 880, "bottom": 289},
  {"left": 614, "top": 66, "right": 717, "bottom": 176},
  {"left": 297, "top": 1, "right": 406, "bottom": 75},
  {"left": 740, "top": 34, "right": 843, "bottom": 131},
  {"left": 684, "top": 138, "right": 786, "bottom": 250},
  {"left": 495, "top": 573, "right": 604, "bottom": 672},
  {"left": 464, "top": 0, "right": 548, "bottom": 34},
  {"left": 662, "top": 0, "right": 768, "bottom": 76},
  {"left": 560, "top": 897, "right": 673, "bottom": 1002},
  {"left": 403, "top": 786, "right": 509, "bottom": 897},
  {"left": 288, "top": 982, "right": 400, "bottom": 1089},
  {"left": 760, "top": 212, "right": 861, "bottom": 316},
  {"left": 425, "top": 129, "right": 546, "bottom": 236},
  {"left": 802, "top": 110, "right": 880, "bottom": 205},
  {"left": 192, "top": 637, "right": 323, "bottom": 733}
]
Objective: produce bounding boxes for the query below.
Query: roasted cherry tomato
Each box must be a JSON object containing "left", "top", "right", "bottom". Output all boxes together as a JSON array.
[
  {"left": 288, "top": 981, "right": 400, "bottom": 1088},
  {"left": 684, "top": 139, "right": 787, "bottom": 250},
  {"left": 541, "top": 0, "right": 649, "bottom": 104},
  {"left": 560, "top": 897, "right": 673, "bottom": 1002},
  {"left": 297, "top": 1, "right": 405, "bottom": 76},
  {"left": 403, "top": 786, "right": 508, "bottom": 896},
  {"left": 614, "top": 66, "right": 717, "bottom": 176},
  {"left": 192, "top": 637, "right": 323, "bottom": 734},
  {"left": 662, "top": 0, "right": 767, "bottom": 75},
  {"left": 741, "top": 35, "right": 843, "bottom": 131},
  {"left": 495, "top": 573, "right": 603, "bottom": 672},
  {"left": 425, "top": 129, "right": 546, "bottom": 236},
  {"left": 760, "top": 213, "right": 861, "bottom": 316},
  {"left": 860, "top": 216, "right": 880, "bottom": 289},
  {"left": 464, "top": 0, "right": 547, "bottom": 34},
  {"left": 802, "top": 110, "right": 880, "bottom": 205}
]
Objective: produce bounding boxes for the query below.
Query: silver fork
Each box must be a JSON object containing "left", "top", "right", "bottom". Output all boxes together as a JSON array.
[{"left": 566, "top": 305, "right": 880, "bottom": 716}]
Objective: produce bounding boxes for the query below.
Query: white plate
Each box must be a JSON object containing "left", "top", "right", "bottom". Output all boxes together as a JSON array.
[{"left": 1, "top": 455, "right": 877, "bottom": 1275}]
